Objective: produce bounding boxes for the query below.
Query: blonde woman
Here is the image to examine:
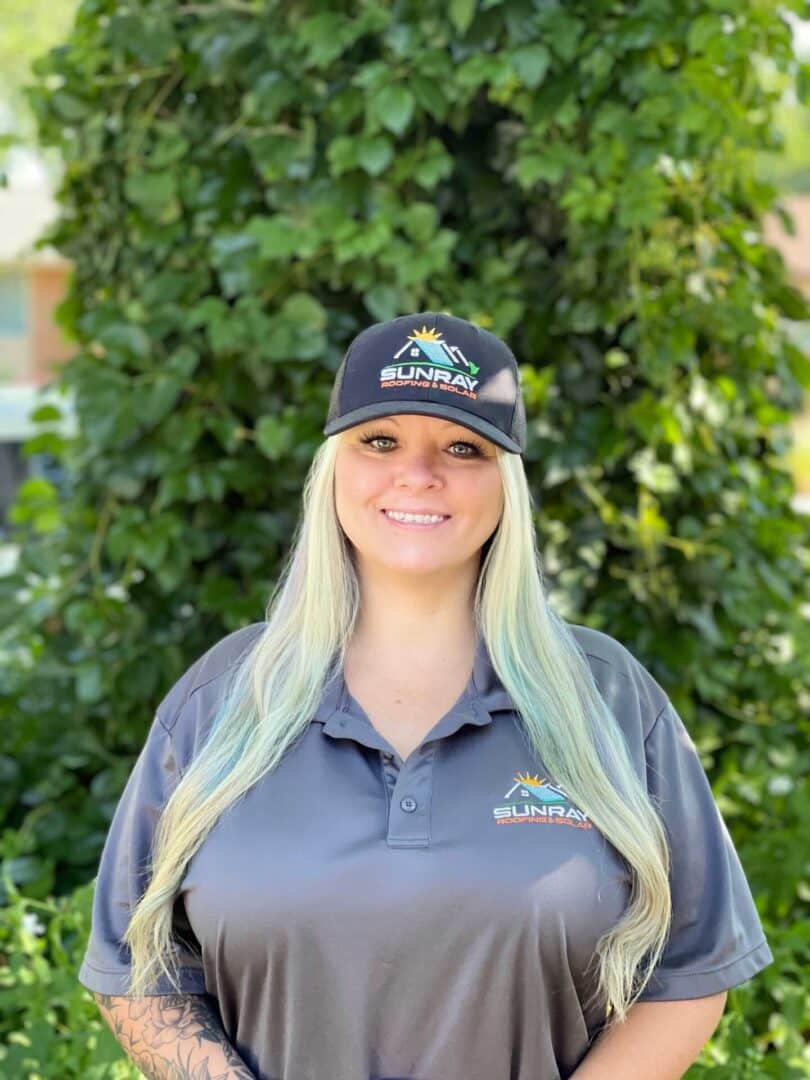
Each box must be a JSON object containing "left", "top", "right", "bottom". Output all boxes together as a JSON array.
[{"left": 79, "top": 312, "right": 773, "bottom": 1080}]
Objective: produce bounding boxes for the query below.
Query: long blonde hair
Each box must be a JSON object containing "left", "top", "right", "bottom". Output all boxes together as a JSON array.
[{"left": 123, "top": 433, "right": 671, "bottom": 1029}]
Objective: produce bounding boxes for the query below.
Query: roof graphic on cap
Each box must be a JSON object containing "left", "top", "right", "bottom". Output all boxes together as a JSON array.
[{"left": 393, "top": 325, "right": 480, "bottom": 377}]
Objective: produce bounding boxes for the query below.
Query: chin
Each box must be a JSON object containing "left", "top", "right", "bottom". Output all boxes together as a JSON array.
[{"left": 370, "top": 552, "right": 454, "bottom": 574}]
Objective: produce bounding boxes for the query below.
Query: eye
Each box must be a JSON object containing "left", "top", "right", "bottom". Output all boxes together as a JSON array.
[{"left": 358, "top": 430, "right": 484, "bottom": 457}]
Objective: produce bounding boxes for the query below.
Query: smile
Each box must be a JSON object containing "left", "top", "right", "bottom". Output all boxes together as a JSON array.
[{"left": 381, "top": 510, "right": 451, "bottom": 529}]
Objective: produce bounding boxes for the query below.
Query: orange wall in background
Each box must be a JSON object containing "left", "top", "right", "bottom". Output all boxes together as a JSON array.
[{"left": 27, "top": 265, "right": 74, "bottom": 387}]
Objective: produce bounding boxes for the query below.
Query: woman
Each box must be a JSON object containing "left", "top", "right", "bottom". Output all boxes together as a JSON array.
[{"left": 79, "top": 312, "right": 773, "bottom": 1079}]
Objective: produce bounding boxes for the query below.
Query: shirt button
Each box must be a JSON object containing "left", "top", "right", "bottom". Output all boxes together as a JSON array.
[{"left": 400, "top": 796, "right": 417, "bottom": 812}]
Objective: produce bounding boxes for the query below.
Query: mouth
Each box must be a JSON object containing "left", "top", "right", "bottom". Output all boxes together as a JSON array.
[{"left": 380, "top": 509, "right": 451, "bottom": 530}]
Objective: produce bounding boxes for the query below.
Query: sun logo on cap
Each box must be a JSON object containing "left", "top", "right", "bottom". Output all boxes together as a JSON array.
[{"left": 408, "top": 326, "right": 444, "bottom": 342}]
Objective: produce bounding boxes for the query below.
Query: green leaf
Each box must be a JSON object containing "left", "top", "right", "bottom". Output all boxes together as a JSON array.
[
  {"left": 246, "top": 215, "right": 302, "bottom": 260},
  {"left": 449, "top": 0, "right": 477, "bottom": 34},
  {"left": 28, "top": 404, "right": 62, "bottom": 423},
  {"left": 510, "top": 43, "right": 551, "bottom": 89},
  {"left": 139, "top": 373, "right": 185, "bottom": 427},
  {"left": 148, "top": 131, "right": 191, "bottom": 169},
  {"left": 687, "top": 14, "right": 721, "bottom": 54},
  {"left": 401, "top": 202, "right": 439, "bottom": 244},
  {"left": 411, "top": 77, "right": 449, "bottom": 122},
  {"left": 107, "top": 12, "right": 176, "bottom": 65},
  {"left": 297, "top": 12, "right": 356, "bottom": 67},
  {"left": 515, "top": 152, "right": 563, "bottom": 187},
  {"left": 123, "top": 170, "right": 180, "bottom": 223},
  {"left": 75, "top": 663, "right": 105, "bottom": 704},
  {"left": 255, "top": 415, "right": 293, "bottom": 460},
  {"left": 97, "top": 323, "right": 152, "bottom": 361},
  {"left": 326, "top": 134, "right": 357, "bottom": 176},
  {"left": 356, "top": 135, "right": 394, "bottom": 175},
  {"left": 372, "top": 85, "right": 415, "bottom": 135},
  {"left": 456, "top": 53, "right": 506, "bottom": 90},
  {"left": 543, "top": 13, "right": 584, "bottom": 62},
  {"left": 769, "top": 281, "right": 810, "bottom": 321},
  {"left": 50, "top": 90, "right": 88, "bottom": 122}
]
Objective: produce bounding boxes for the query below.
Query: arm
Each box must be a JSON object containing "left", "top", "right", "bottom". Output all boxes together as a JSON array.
[
  {"left": 92, "top": 992, "right": 255, "bottom": 1080},
  {"left": 571, "top": 992, "right": 728, "bottom": 1080}
]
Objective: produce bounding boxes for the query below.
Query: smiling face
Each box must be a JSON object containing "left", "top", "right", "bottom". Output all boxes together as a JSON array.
[{"left": 333, "top": 413, "right": 504, "bottom": 578}]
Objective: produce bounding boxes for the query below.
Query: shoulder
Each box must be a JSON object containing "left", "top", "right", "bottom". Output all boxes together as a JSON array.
[
  {"left": 565, "top": 622, "right": 671, "bottom": 742},
  {"left": 156, "top": 621, "right": 267, "bottom": 734},
  {"left": 567, "top": 622, "right": 637, "bottom": 677}
]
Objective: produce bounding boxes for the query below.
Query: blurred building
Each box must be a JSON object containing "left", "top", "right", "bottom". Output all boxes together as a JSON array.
[
  {"left": 763, "top": 194, "right": 810, "bottom": 340},
  {"left": 0, "top": 185, "right": 74, "bottom": 386},
  {"left": 0, "top": 180, "right": 75, "bottom": 543}
]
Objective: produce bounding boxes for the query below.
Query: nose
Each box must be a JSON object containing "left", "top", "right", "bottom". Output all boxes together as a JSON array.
[{"left": 391, "top": 447, "right": 445, "bottom": 485}]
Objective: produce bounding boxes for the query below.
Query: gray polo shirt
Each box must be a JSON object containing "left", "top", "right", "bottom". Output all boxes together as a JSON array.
[{"left": 78, "top": 620, "right": 773, "bottom": 1080}]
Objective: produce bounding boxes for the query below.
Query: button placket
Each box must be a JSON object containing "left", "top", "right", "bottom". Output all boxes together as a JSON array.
[
  {"left": 382, "top": 743, "right": 435, "bottom": 848},
  {"left": 380, "top": 750, "right": 398, "bottom": 782}
]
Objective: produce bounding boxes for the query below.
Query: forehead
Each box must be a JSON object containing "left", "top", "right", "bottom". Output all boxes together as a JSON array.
[{"left": 359, "top": 414, "right": 469, "bottom": 432}]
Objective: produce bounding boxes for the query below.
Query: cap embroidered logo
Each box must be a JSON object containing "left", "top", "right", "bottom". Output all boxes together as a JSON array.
[{"left": 379, "top": 325, "right": 481, "bottom": 401}]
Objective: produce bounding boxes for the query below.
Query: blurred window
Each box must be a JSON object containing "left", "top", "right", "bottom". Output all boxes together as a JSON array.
[{"left": 0, "top": 271, "right": 28, "bottom": 335}]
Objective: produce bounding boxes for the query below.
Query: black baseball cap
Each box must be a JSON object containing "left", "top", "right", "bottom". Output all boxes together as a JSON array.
[{"left": 323, "top": 311, "right": 526, "bottom": 454}]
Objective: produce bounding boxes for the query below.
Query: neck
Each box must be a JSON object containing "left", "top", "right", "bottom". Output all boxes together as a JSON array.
[{"left": 347, "top": 560, "right": 480, "bottom": 665}]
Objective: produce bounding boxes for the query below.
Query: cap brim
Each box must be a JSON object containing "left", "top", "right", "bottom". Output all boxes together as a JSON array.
[{"left": 323, "top": 401, "right": 522, "bottom": 453}]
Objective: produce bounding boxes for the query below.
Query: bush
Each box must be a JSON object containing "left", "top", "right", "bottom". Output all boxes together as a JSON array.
[{"left": 0, "top": 871, "right": 139, "bottom": 1077}]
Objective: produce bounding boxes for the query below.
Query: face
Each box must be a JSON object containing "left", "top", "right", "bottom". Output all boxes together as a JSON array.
[{"left": 333, "top": 413, "right": 504, "bottom": 577}]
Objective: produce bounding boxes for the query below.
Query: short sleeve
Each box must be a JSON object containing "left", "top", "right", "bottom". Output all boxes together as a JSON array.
[
  {"left": 77, "top": 712, "right": 207, "bottom": 996},
  {"left": 636, "top": 700, "right": 774, "bottom": 1001}
]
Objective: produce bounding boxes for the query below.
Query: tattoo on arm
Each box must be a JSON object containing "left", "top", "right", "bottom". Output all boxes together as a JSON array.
[{"left": 92, "top": 992, "right": 255, "bottom": 1079}]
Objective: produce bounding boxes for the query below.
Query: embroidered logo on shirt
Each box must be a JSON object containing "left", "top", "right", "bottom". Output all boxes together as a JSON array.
[
  {"left": 378, "top": 325, "right": 481, "bottom": 402},
  {"left": 493, "top": 772, "right": 592, "bottom": 829}
]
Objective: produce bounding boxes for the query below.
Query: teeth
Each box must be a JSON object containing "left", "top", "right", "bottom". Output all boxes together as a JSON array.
[{"left": 385, "top": 511, "right": 447, "bottom": 524}]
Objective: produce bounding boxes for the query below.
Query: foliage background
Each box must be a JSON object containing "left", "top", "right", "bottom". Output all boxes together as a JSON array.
[{"left": 1, "top": 0, "right": 809, "bottom": 1076}]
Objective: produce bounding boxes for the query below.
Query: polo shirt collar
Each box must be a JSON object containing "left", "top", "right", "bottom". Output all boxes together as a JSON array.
[{"left": 312, "top": 630, "right": 514, "bottom": 742}]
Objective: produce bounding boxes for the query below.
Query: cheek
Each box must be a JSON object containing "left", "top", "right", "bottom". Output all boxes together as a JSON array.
[
  {"left": 464, "top": 469, "right": 503, "bottom": 520},
  {"left": 334, "top": 456, "right": 381, "bottom": 512}
]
